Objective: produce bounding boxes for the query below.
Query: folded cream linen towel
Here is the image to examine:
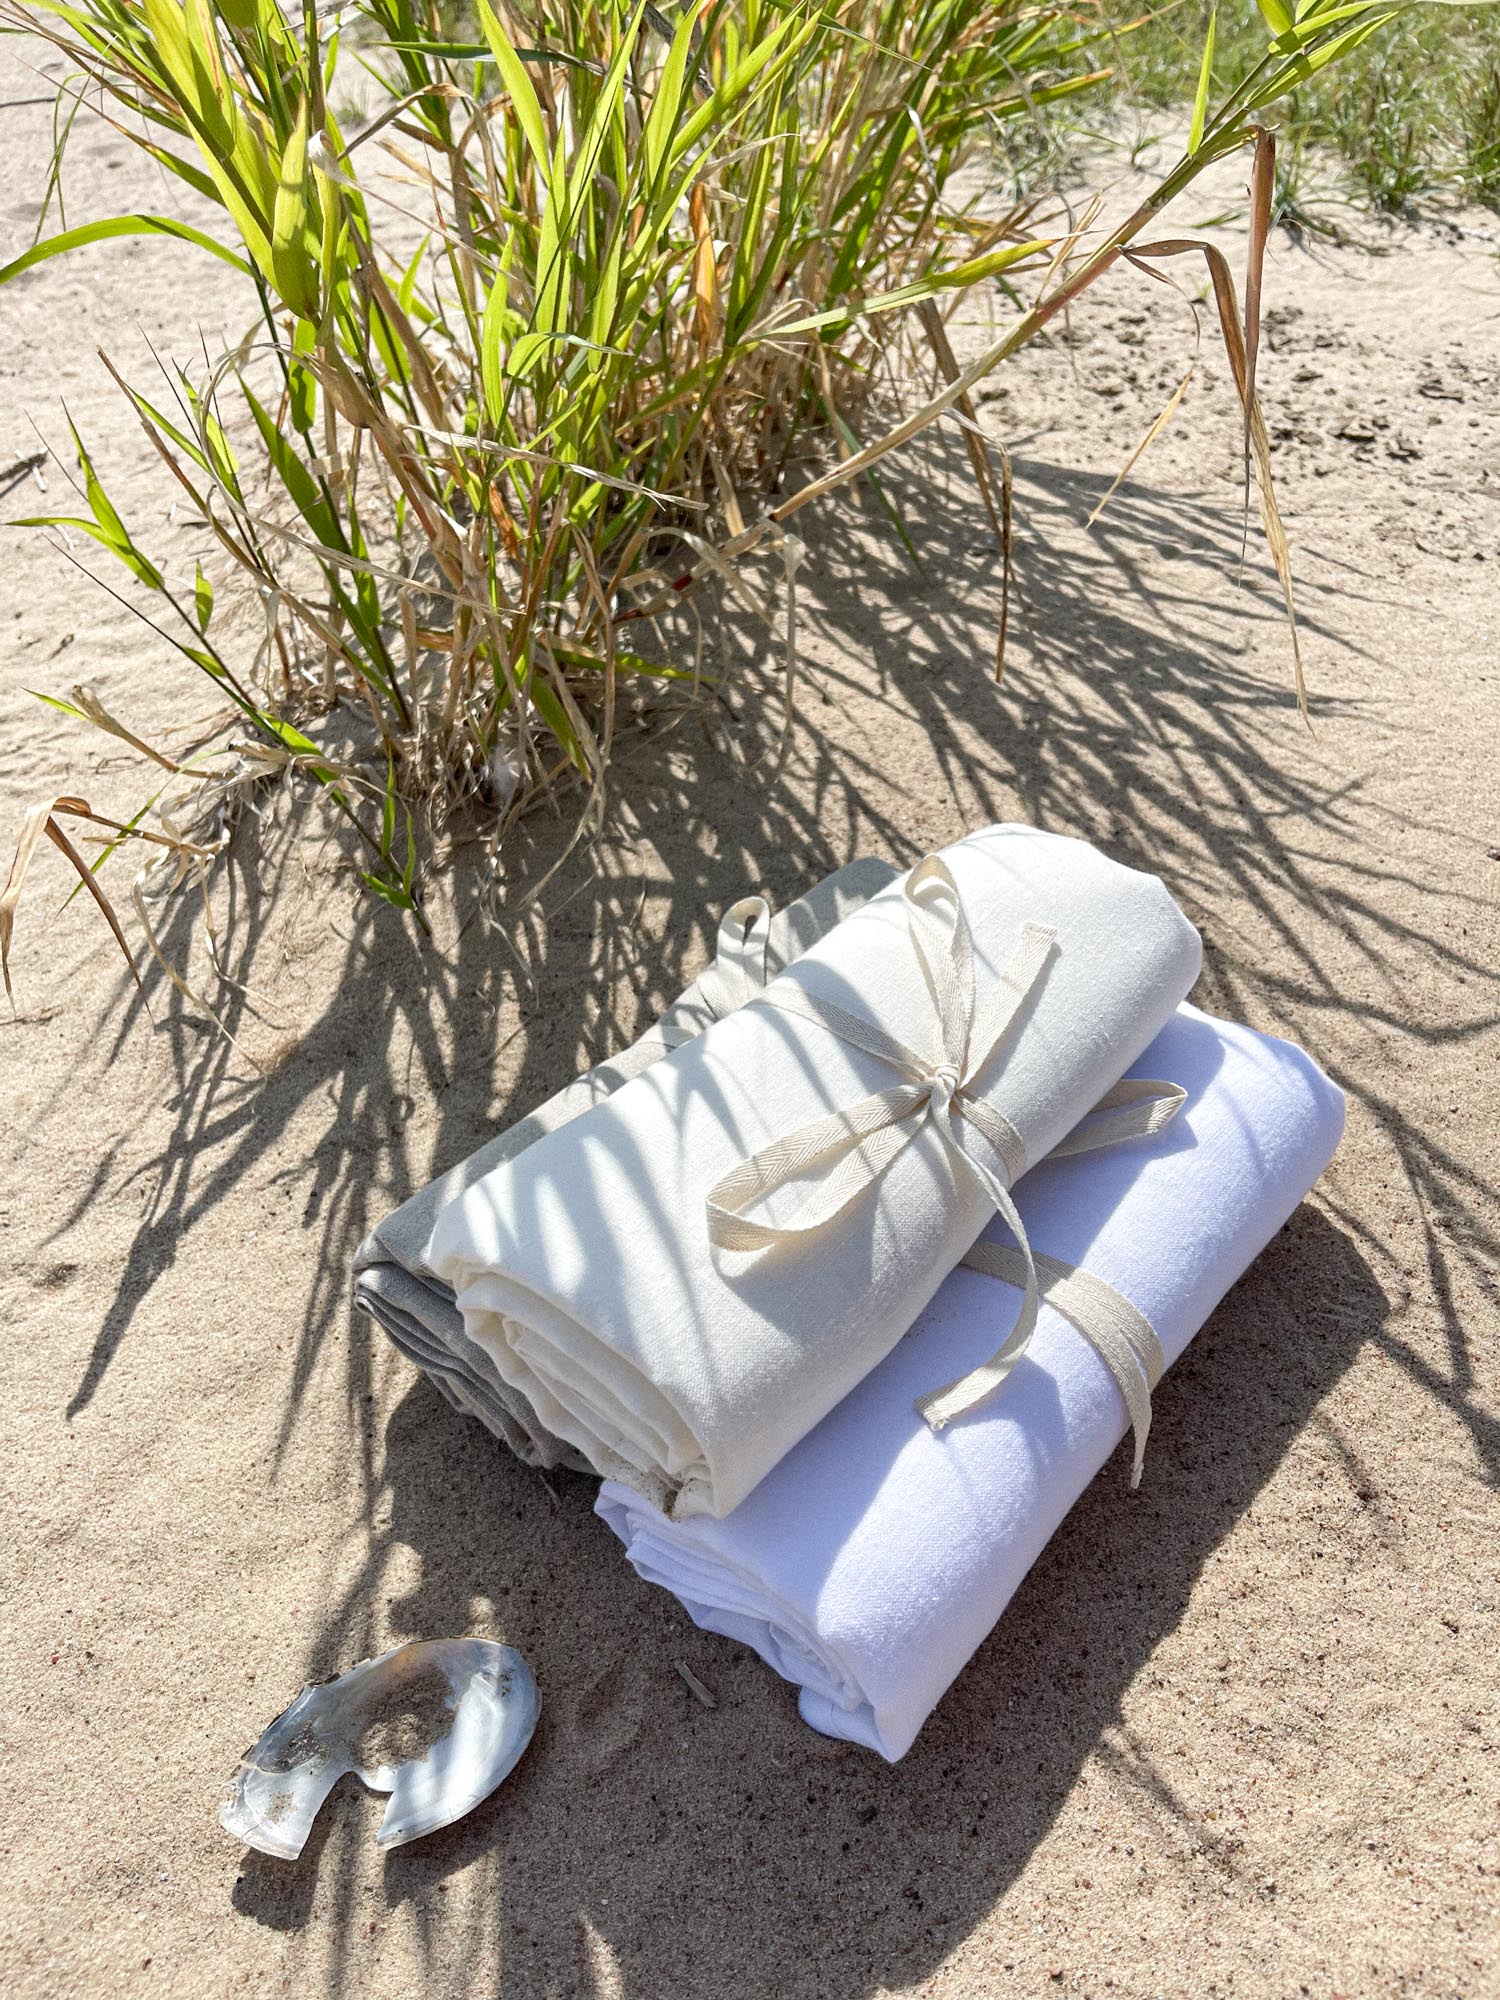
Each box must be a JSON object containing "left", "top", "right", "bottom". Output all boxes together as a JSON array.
[
  {"left": 427, "top": 825, "right": 1203, "bottom": 1518},
  {"left": 597, "top": 1005, "right": 1346, "bottom": 1759},
  {"left": 352, "top": 860, "right": 898, "bottom": 1470}
]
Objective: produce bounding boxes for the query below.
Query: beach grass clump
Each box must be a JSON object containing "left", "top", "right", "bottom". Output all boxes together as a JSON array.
[
  {"left": 2, "top": 0, "right": 1103, "bottom": 978},
  {"left": 0, "top": 0, "right": 1471, "bottom": 1012}
]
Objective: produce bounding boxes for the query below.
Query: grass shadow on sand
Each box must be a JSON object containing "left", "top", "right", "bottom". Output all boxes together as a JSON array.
[
  {"left": 229, "top": 1207, "right": 1382, "bottom": 1999},
  {"left": 51, "top": 427, "right": 1498, "bottom": 1989},
  {"left": 63, "top": 428, "right": 1496, "bottom": 1480}
]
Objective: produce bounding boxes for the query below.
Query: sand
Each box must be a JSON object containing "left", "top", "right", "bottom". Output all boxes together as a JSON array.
[{"left": 2, "top": 35, "right": 1497, "bottom": 2000}]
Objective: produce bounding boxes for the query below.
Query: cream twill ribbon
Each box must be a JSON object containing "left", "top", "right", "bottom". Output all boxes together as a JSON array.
[{"left": 696, "top": 857, "right": 1184, "bottom": 1476}]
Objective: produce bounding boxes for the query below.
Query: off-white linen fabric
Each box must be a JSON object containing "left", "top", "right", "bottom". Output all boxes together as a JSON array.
[
  {"left": 597, "top": 1005, "right": 1346, "bottom": 1760},
  {"left": 427, "top": 826, "right": 1203, "bottom": 1518},
  {"left": 352, "top": 861, "right": 898, "bottom": 1469}
]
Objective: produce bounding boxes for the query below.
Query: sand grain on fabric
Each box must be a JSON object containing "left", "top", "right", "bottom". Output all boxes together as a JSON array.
[{"left": 1, "top": 37, "right": 1497, "bottom": 2000}]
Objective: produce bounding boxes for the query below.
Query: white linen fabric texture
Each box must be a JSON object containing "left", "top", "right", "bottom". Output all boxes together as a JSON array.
[
  {"left": 597, "top": 1003, "right": 1347, "bottom": 1761},
  {"left": 426, "top": 824, "right": 1204, "bottom": 1520},
  {"left": 352, "top": 860, "right": 898, "bottom": 1470}
]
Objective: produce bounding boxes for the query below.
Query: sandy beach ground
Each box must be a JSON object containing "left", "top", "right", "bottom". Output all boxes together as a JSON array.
[{"left": 2, "top": 35, "right": 1497, "bottom": 2000}]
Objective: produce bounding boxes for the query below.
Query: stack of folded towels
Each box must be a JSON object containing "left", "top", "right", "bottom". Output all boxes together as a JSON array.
[{"left": 355, "top": 826, "right": 1344, "bottom": 1760}]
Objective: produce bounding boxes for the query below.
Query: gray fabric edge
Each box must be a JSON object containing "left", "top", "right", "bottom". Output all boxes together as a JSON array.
[{"left": 353, "top": 857, "right": 900, "bottom": 1471}]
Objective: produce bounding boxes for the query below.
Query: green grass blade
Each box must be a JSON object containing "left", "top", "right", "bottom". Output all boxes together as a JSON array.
[
  {"left": 0, "top": 215, "right": 254, "bottom": 287},
  {"left": 1188, "top": 8, "right": 1217, "bottom": 154},
  {"left": 767, "top": 236, "right": 1053, "bottom": 338},
  {"left": 477, "top": 0, "right": 551, "bottom": 174},
  {"left": 12, "top": 514, "right": 165, "bottom": 590},
  {"left": 642, "top": 0, "right": 704, "bottom": 186},
  {"left": 271, "top": 103, "right": 319, "bottom": 318},
  {"left": 242, "top": 384, "right": 345, "bottom": 549}
]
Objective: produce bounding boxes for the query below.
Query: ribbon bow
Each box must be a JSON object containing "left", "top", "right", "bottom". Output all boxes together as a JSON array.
[
  {"left": 703, "top": 856, "right": 1184, "bottom": 1434},
  {"left": 654, "top": 893, "right": 786, "bottom": 1054}
]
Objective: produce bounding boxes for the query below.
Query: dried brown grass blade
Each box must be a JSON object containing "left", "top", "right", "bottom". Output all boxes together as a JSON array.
[
  {"left": 128, "top": 857, "right": 244, "bottom": 1052},
  {"left": 1243, "top": 126, "right": 1275, "bottom": 533},
  {"left": 57, "top": 683, "right": 188, "bottom": 773},
  {"left": 706, "top": 438, "right": 746, "bottom": 538},
  {"left": 1085, "top": 363, "right": 1196, "bottom": 529},
  {"left": 1132, "top": 235, "right": 1307, "bottom": 722},
  {"left": 690, "top": 181, "right": 719, "bottom": 354},
  {"left": 2, "top": 795, "right": 144, "bottom": 1007},
  {"left": 917, "top": 298, "right": 1015, "bottom": 681},
  {"left": 1, "top": 801, "right": 55, "bottom": 1005}
]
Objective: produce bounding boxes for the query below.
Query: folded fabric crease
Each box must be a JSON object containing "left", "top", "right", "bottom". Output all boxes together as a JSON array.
[
  {"left": 708, "top": 854, "right": 1186, "bottom": 1434},
  {"left": 352, "top": 860, "right": 897, "bottom": 1468},
  {"left": 598, "top": 1004, "right": 1347, "bottom": 1760},
  {"left": 427, "top": 825, "right": 1204, "bottom": 1518}
]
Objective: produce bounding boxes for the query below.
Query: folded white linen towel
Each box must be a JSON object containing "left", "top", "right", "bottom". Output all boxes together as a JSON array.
[
  {"left": 352, "top": 860, "right": 898, "bottom": 1469},
  {"left": 427, "top": 825, "right": 1203, "bottom": 1518},
  {"left": 597, "top": 1004, "right": 1346, "bottom": 1760}
]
